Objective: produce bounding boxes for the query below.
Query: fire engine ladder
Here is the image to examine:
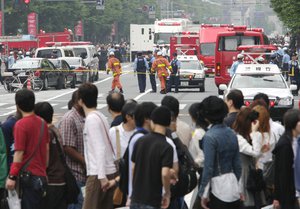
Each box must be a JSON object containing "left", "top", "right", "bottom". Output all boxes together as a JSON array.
[
  {"left": 240, "top": 51, "right": 275, "bottom": 64},
  {"left": 175, "top": 44, "right": 198, "bottom": 56}
]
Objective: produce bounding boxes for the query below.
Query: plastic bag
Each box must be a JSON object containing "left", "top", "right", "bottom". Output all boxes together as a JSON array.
[{"left": 7, "top": 190, "right": 21, "bottom": 209}]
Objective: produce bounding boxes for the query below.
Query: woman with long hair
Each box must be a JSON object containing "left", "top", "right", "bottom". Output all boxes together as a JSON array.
[{"left": 273, "top": 109, "right": 300, "bottom": 209}]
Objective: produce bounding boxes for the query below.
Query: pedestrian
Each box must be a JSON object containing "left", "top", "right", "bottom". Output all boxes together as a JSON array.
[
  {"left": 134, "top": 52, "right": 149, "bottom": 93},
  {"left": 130, "top": 106, "right": 174, "bottom": 209},
  {"left": 147, "top": 51, "right": 157, "bottom": 93},
  {"left": 289, "top": 52, "right": 299, "bottom": 95},
  {"left": 282, "top": 48, "right": 290, "bottom": 81},
  {"left": 151, "top": 51, "right": 172, "bottom": 94},
  {"left": 167, "top": 53, "right": 181, "bottom": 93},
  {"left": 78, "top": 83, "right": 118, "bottom": 209},
  {"left": 233, "top": 107, "right": 268, "bottom": 209},
  {"left": 114, "top": 45, "right": 123, "bottom": 62},
  {"left": 230, "top": 54, "right": 244, "bottom": 77},
  {"left": 0, "top": 124, "right": 7, "bottom": 206},
  {"left": 35, "top": 102, "right": 67, "bottom": 209},
  {"left": 223, "top": 89, "right": 244, "bottom": 128},
  {"left": 106, "top": 92, "right": 125, "bottom": 127},
  {"left": 7, "top": 51, "right": 15, "bottom": 69},
  {"left": 188, "top": 102, "right": 208, "bottom": 209},
  {"left": 107, "top": 51, "right": 123, "bottom": 93},
  {"left": 59, "top": 90, "right": 86, "bottom": 209},
  {"left": 273, "top": 109, "right": 300, "bottom": 209},
  {"left": 6, "top": 89, "right": 49, "bottom": 209},
  {"left": 161, "top": 95, "right": 192, "bottom": 147},
  {"left": 97, "top": 46, "right": 108, "bottom": 71},
  {"left": 198, "top": 96, "right": 241, "bottom": 209}
]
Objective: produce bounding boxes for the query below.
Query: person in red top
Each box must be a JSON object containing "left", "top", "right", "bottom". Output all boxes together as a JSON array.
[
  {"left": 107, "top": 51, "right": 123, "bottom": 93},
  {"left": 151, "top": 51, "right": 172, "bottom": 94},
  {"left": 6, "top": 89, "right": 49, "bottom": 209}
]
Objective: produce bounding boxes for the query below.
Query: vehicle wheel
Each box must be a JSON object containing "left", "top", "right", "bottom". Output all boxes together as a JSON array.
[
  {"left": 71, "top": 75, "right": 76, "bottom": 88},
  {"left": 200, "top": 86, "right": 205, "bottom": 92},
  {"left": 43, "top": 77, "right": 49, "bottom": 90},
  {"left": 56, "top": 75, "right": 64, "bottom": 90},
  {"left": 3, "top": 77, "right": 15, "bottom": 93},
  {"left": 32, "top": 77, "right": 43, "bottom": 92}
]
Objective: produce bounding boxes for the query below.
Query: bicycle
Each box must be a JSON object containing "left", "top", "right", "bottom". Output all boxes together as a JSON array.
[{"left": 3, "top": 70, "right": 43, "bottom": 93}]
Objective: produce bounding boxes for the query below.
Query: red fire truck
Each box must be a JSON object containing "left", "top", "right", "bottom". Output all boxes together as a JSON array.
[
  {"left": 0, "top": 28, "right": 73, "bottom": 55},
  {"left": 214, "top": 26, "right": 270, "bottom": 94}
]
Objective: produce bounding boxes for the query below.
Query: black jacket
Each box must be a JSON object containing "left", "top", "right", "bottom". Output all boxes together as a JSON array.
[{"left": 273, "top": 132, "right": 297, "bottom": 209}]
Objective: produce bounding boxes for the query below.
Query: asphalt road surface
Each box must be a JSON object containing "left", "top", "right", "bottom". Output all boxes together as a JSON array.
[{"left": 0, "top": 63, "right": 299, "bottom": 124}]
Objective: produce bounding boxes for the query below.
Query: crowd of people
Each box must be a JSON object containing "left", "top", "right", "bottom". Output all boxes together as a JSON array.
[{"left": 0, "top": 84, "right": 300, "bottom": 209}]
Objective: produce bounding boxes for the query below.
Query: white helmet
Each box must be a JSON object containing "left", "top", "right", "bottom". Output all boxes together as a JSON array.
[
  {"left": 157, "top": 51, "right": 162, "bottom": 56},
  {"left": 18, "top": 51, "right": 23, "bottom": 55},
  {"left": 25, "top": 51, "right": 31, "bottom": 56},
  {"left": 257, "top": 56, "right": 265, "bottom": 62},
  {"left": 9, "top": 51, "right": 14, "bottom": 55},
  {"left": 109, "top": 51, "right": 115, "bottom": 56},
  {"left": 237, "top": 54, "right": 244, "bottom": 59}
]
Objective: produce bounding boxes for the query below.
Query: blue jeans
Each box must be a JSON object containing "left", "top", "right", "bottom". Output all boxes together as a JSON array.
[
  {"left": 130, "top": 203, "right": 160, "bottom": 209},
  {"left": 67, "top": 180, "right": 85, "bottom": 209},
  {"left": 21, "top": 175, "right": 47, "bottom": 209}
]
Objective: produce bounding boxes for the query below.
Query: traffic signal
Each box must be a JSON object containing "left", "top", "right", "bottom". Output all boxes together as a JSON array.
[{"left": 24, "top": 0, "right": 30, "bottom": 5}]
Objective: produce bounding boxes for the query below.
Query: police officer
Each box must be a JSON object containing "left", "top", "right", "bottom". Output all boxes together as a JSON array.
[
  {"left": 151, "top": 51, "right": 172, "bottom": 94},
  {"left": 7, "top": 51, "right": 15, "bottom": 69},
  {"left": 167, "top": 53, "right": 181, "bottom": 93},
  {"left": 289, "top": 52, "right": 299, "bottom": 95},
  {"left": 147, "top": 51, "right": 157, "bottom": 93},
  {"left": 134, "top": 52, "right": 149, "bottom": 93},
  {"left": 282, "top": 47, "right": 290, "bottom": 81},
  {"left": 229, "top": 54, "right": 244, "bottom": 77}
]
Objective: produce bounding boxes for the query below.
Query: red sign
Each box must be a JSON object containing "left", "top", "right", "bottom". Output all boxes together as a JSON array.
[
  {"left": 75, "top": 20, "right": 83, "bottom": 37},
  {"left": 0, "top": 11, "right": 2, "bottom": 36},
  {"left": 27, "top": 12, "right": 37, "bottom": 36}
]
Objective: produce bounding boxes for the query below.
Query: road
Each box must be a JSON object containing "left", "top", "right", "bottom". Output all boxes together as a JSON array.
[
  {"left": 0, "top": 63, "right": 220, "bottom": 124},
  {"left": 0, "top": 63, "right": 299, "bottom": 124}
]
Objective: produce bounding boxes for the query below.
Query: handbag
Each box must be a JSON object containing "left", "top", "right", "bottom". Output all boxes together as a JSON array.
[
  {"left": 52, "top": 131, "right": 80, "bottom": 204},
  {"left": 113, "top": 127, "right": 123, "bottom": 206},
  {"left": 0, "top": 190, "right": 9, "bottom": 209},
  {"left": 7, "top": 190, "right": 21, "bottom": 209},
  {"left": 246, "top": 159, "right": 266, "bottom": 192}
]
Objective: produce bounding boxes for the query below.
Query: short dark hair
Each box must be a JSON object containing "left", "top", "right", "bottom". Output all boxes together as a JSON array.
[
  {"left": 161, "top": 96, "right": 179, "bottom": 118},
  {"left": 226, "top": 89, "right": 244, "bottom": 109},
  {"left": 78, "top": 83, "right": 98, "bottom": 108},
  {"left": 188, "top": 103, "right": 208, "bottom": 130},
  {"left": 151, "top": 106, "right": 171, "bottom": 127},
  {"left": 200, "top": 96, "right": 228, "bottom": 124},
  {"left": 15, "top": 89, "right": 35, "bottom": 112},
  {"left": 284, "top": 109, "right": 300, "bottom": 134},
  {"left": 34, "top": 102, "right": 54, "bottom": 124},
  {"left": 121, "top": 102, "right": 137, "bottom": 123},
  {"left": 106, "top": 92, "right": 125, "bottom": 113},
  {"left": 253, "top": 93, "right": 269, "bottom": 109},
  {"left": 134, "top": 102, "right": 157, "bottom": 127}
]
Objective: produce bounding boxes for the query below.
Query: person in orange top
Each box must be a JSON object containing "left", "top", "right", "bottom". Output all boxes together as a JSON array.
[
  {"left": 107, "top": 51, "right": 123, "bottom": 93},
  {"left": 151, "top": 51, "right": 172, "bottom": 94}
]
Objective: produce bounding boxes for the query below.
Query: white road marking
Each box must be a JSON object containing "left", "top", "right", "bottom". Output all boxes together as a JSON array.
[
  {"left": 134, "top": 84, "right": 160, "bottom": 101},
  {"left": 6, "top": 106, "right": 16, "bottom": 110},
  {"left": 0, "top": 103, "right": 8, "bottom": 107},
  {"left": 97, "top": 104, "right": 107, "bottom": 110}
]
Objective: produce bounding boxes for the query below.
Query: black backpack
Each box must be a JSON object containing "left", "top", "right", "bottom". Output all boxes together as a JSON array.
[
  {"left": 169, "top": 133, "right": 198, "bottom": 197},
  {"left": 118, "top": 129, "right": 148, "bottom": 195}
]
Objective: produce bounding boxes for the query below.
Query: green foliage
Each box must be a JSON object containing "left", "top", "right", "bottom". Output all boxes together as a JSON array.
[{"left": 271, "top": 0, "right": 300, "bottom": 33}]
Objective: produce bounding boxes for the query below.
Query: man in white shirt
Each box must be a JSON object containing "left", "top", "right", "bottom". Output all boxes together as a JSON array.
[{"left": 78, "top": 83, "right": 117, "bottom": 209}]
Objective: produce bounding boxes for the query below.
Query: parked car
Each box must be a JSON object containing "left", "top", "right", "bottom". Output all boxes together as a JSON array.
[
  {"left": 62, "top": 57, "right": 89, "bottom": 84},
  {"left": 35, "top": 46, "right": 75, "bottom": 59},
  {"left": 48, "top": 58, "right": 76, "bottom": 88},
  {"left": 9, "top": 58, "right": 66, "bottom": 90}
]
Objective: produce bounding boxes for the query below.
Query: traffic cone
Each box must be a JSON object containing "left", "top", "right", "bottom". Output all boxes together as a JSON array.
[{"left": 27, "top": 79, "right": 31, "bottom": 90}]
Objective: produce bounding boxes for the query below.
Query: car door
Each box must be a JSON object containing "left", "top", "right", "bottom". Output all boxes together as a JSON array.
[{"left": 43, "top": 59, "right": 57, "bottom": 85}]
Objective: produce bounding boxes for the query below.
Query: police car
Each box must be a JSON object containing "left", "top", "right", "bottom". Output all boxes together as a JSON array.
[
  {"left": 168, "top": 55, "right": 206, "bottom": 92},
  {"left": 219, "top": 64, "right": 297, "bottom": 121}
]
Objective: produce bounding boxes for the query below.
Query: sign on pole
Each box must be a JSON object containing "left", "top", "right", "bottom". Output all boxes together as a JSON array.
[
  {"left": 75, "top": 20, "right": 83, "bottom": 37},
  {"left": 27, "top": 12, "right": 37, "bottom": 36},
  {"left": 96, "top": 0, "right": 104, "bottom": 10}
]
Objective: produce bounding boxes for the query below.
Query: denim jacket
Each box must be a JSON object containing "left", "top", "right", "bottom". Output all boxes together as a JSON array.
[{"left": 198, "top": 124, "right": 242, "bottom": 197}]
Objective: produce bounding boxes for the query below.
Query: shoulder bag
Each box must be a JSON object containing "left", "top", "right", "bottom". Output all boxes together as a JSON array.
[{"left": 52, "top": 129, "right": 80, "bottom": 204}]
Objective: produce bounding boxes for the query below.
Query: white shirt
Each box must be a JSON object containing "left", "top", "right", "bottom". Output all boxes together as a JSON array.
[
  {"left": 176, "top": 119, "right": 192, "bottom": 147},
  {"left": 188, "top": 128, "right": 205, "bottom": 167},
  {"left": 237, "top": 134, "right": 262, "bottom": 157},
  {"left": 83, "top": 111, "right": 116, "bottom": 179},
  {"left": 109, "top": 123, "right": 135, "bottom": 159}
]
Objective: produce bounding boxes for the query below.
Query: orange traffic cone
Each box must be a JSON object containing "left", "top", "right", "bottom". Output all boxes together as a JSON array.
[{"left": 27, "top": 79, "right": 31, "bottom": 90}]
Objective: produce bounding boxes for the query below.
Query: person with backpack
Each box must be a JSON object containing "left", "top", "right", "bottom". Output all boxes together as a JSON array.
[
  {"left": 134, "top": 52, "right": 149, "bottom": 93},
  {"left": 167, "top": 53, "right": 181, "bottom": 93}
]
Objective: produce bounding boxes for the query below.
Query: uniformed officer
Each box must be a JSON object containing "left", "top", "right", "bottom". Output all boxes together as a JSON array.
[
  {"left": 151, "top": 51, "right": 172, "bottom": 94},
  {"left": 134, "top": 52, "right": 149, "bottom": 93},
  {"left": 167, "top": 53, "right": 181, "bottom": 93},
  {"left": 147, "top": 51, "right": 157, "bottom": 93},
  {"left": 229, "top": 54, "right": 244, "bottom": 77},
  {"left": 289, "top": 52, "right": 299, "bottom": 95},
  {"left": 107, "top": 51, "right": 123, "bottom": 93}
]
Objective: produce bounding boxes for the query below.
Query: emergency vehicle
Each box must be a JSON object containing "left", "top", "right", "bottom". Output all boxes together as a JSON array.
[
  {"left": 214, "top": 26, "right": 270, "bottom": 94},
  {"left": 199, "top": 24, "right": 233, "bottom": 75},
  {"left": 154, "top": 18, "right": 191, "bottom": 46}
]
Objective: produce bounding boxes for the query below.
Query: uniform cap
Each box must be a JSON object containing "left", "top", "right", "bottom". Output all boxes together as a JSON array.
[
  {"left": 237, "top": 54, "right": 244, "bottom": 59},
  {"left": 109, "top": 51, "right": 115, "bottom": 56},
  {"left": 257, "top": 56, "right": 264, "bottom": 62},
  {"left": 18, "top": 51, "right": 23, "bottom": 55},
  {"left": 25, "top": 51, "right": 31, "bottom": 56}
]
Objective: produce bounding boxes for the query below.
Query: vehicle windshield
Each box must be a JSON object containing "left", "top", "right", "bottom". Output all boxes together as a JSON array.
[
  {"left": 231, "top": 74, "right": 286, "bottom": 89},
  {"left": 218, "top": 36, "right": 261, "bottom": 51},
  {"left": 12, "top": 60, "right": 40, "bottom": 69},
  {"left": 180, "top": 60, "right": 202, "bottom": 70},
  {"left": 36, "top": 49, "right": 62, "bottom": 58},
  {"left": 154, "top": 33, "right": 173, "bottom": 45},
  {"left": 200, "top": 43, "right": 215, "bottom": 56},
  {"left": 73, "top": 48, "right": 88, "bottom": 57}
]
